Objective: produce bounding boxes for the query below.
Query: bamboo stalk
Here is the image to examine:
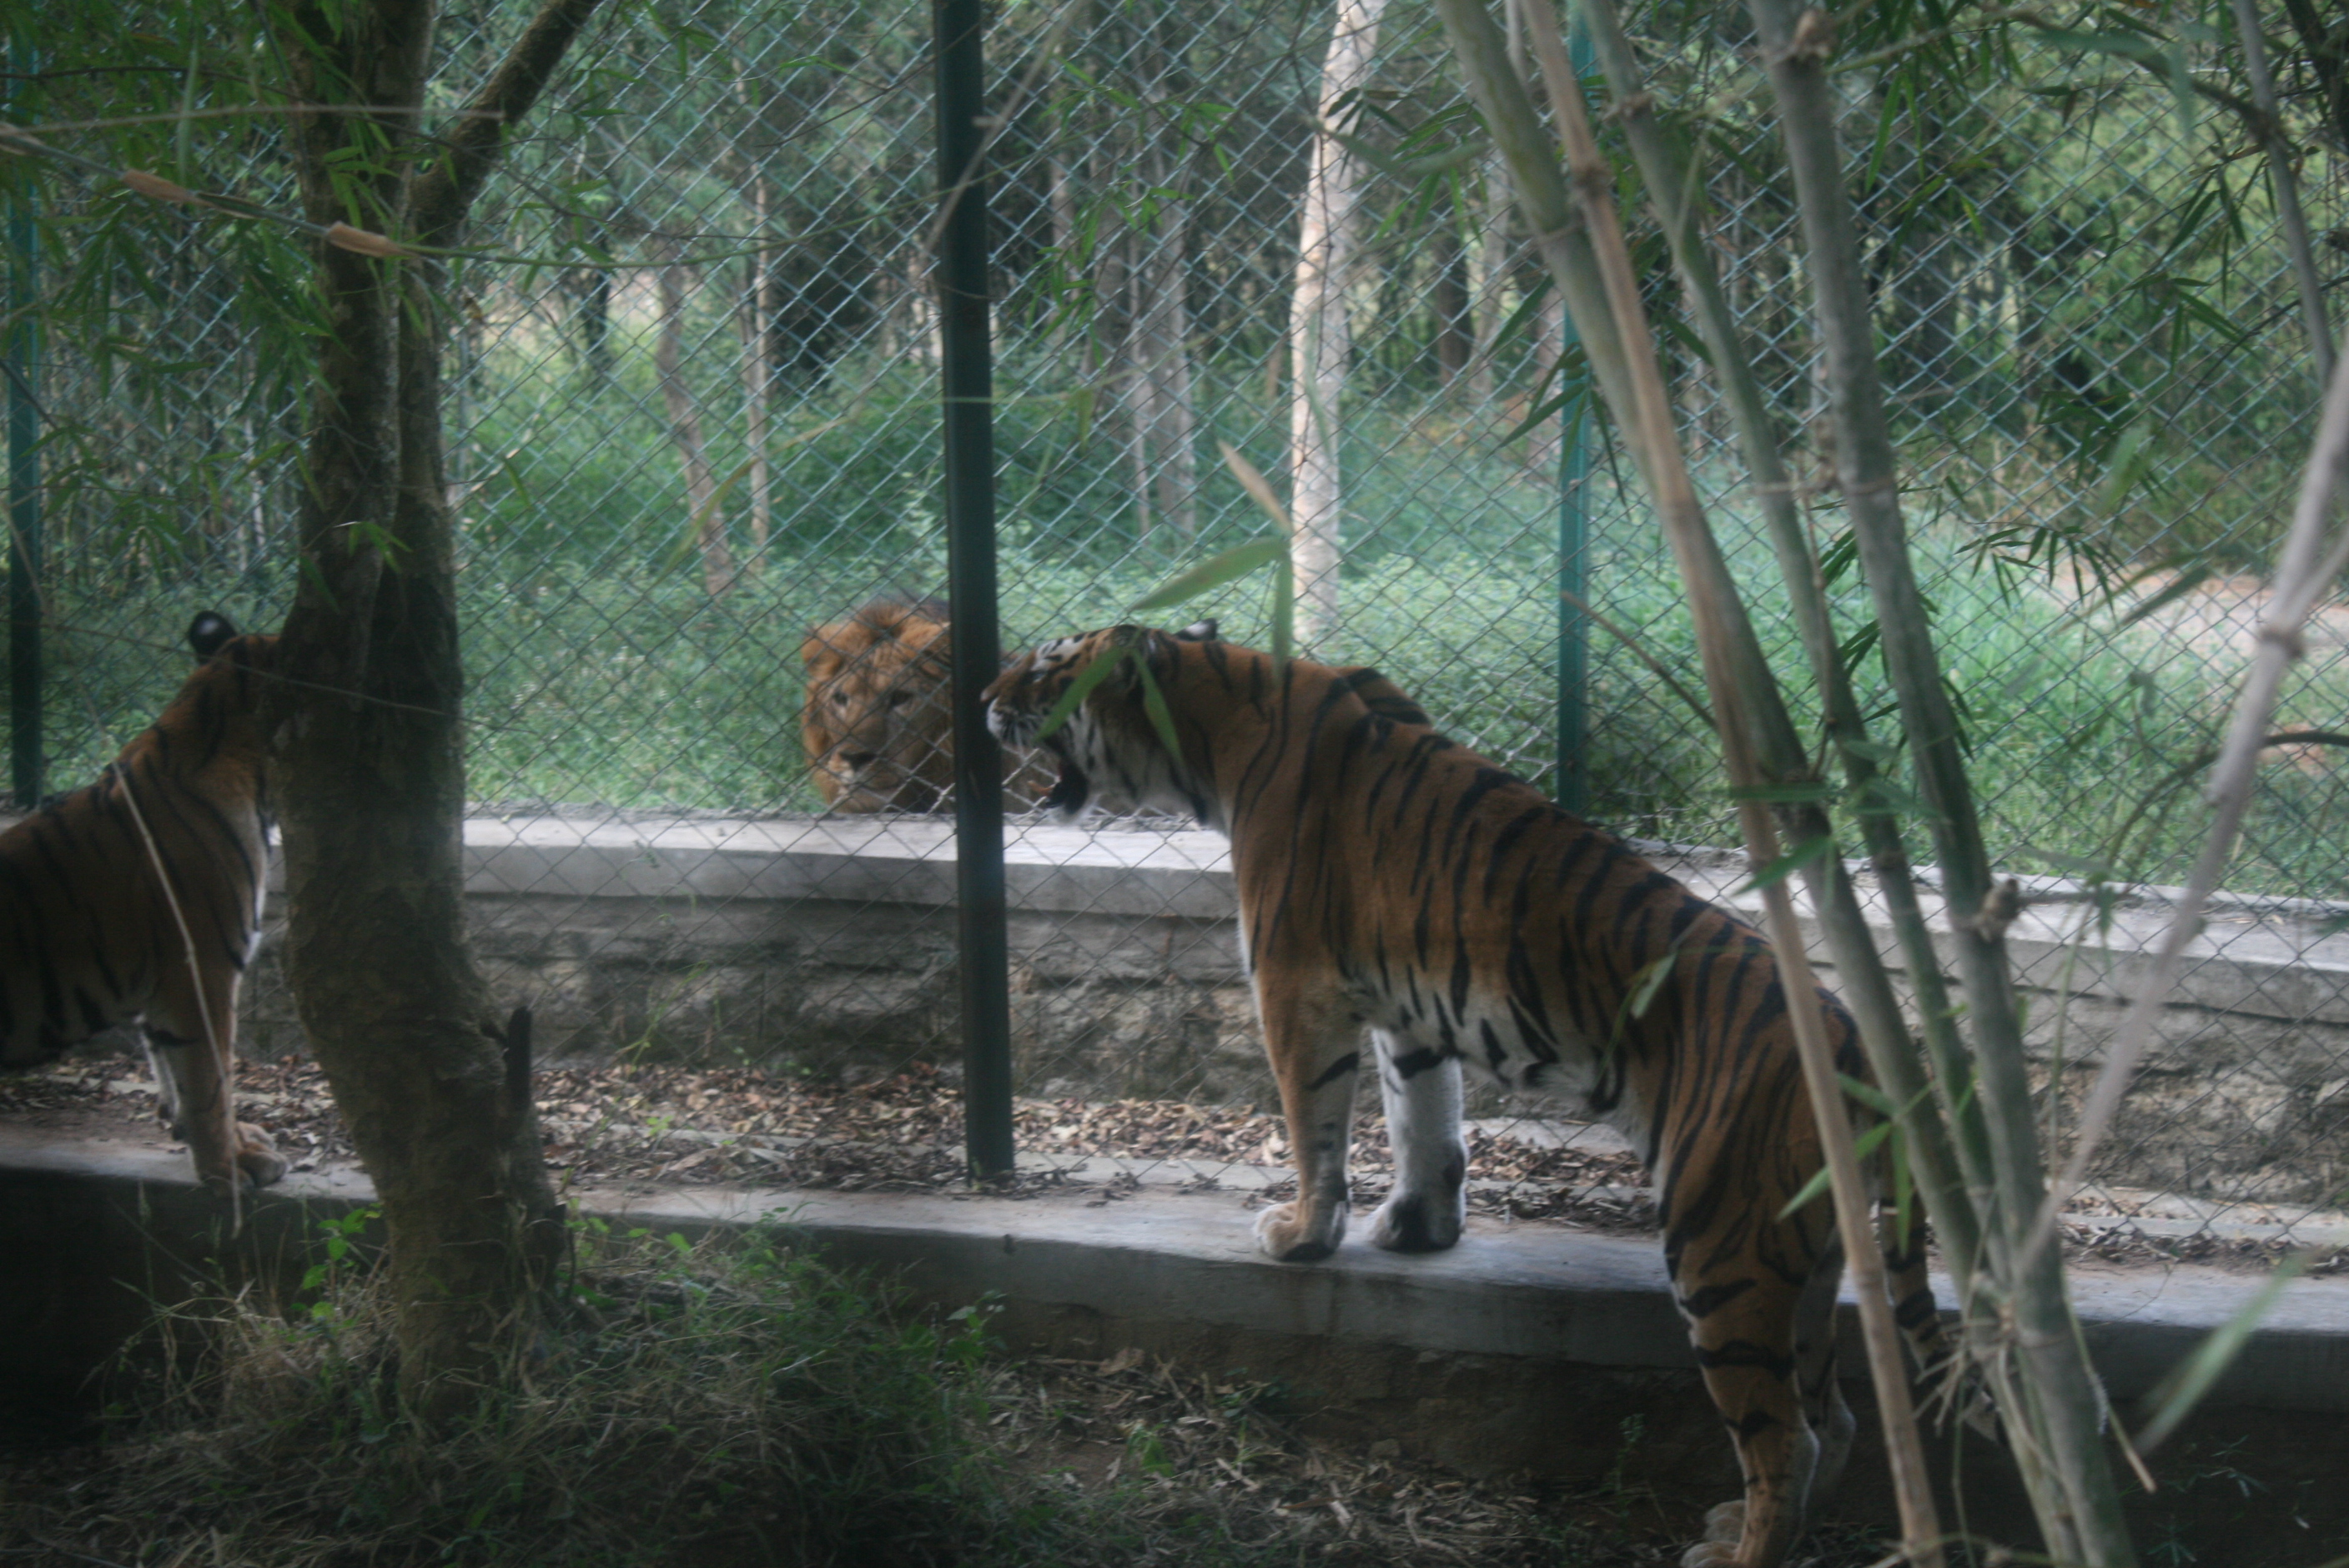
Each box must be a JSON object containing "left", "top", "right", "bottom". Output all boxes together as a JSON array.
[
  {"left": 1433, "top": 0, "right": 1638, "bottom": 464},
  {"left": 1570, "top": 0, "right": 1992, "bottom": 1294},
  {"left": 2035, "top": 326, "right": 2349, "bottom": 1256},
  {"left": 2229, "top": 0, "right": 2333, "bottom": 385},
  {"left": 1738, "top": 0, "right": 2135, "bottom": 1559},
  {"left": 1441, "top": 3, "right": 1948, "bottom": 1557}
]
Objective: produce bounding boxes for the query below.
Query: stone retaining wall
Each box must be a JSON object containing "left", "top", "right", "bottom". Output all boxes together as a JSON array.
[{"left": 122, "top": 813, "right": 2349, "bottom": 1204}]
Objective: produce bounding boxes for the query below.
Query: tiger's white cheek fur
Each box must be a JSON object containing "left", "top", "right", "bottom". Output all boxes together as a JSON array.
[{"left": 1062, "top": 711, "right": 1204, "bottom": 822}]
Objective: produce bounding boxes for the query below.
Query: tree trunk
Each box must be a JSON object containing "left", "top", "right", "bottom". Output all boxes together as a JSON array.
[
  {"left": 1135, "top": 143, "right": 1199, "bottom": 542},
  {"left": 1432, "top": 214, "right": 1471, "bottom": 386},
  {"left": 656, "top": 255, "right": 734, "bottom": 599},
  {"left": 1465, "top": 158, "right": 1510, "bottom": 407},
  {"left": 1288, "top": 0, "right": 1386, "bottom": 656},
  {"left": 739, "top": 183, "right": 773, "bottom": 570},
  {"left": 1047, "top": 155, "right": 1078, "bottom": 351},
  {"left": 1092, "top": 172, "right": 1150, "bottom": 542},
  {"left": 1464, "top": 0, "right": 1528, "bottom": 414},
  {"left": 269, "top": 0, "right": 596, "bottom": 1414},
  {"left": 1525, "top": 285, "right": 1563, "bottom": 475},
  {"left": 1129, "top": 13, "right": 1199, "bottom": 545}
]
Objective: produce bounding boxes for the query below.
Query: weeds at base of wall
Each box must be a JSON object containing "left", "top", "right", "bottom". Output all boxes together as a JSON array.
[{"left": 0, "top": 1216, "right": 1848, "bottom": 1567}]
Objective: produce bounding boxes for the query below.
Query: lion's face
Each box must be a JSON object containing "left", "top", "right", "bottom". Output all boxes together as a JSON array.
[{"left": 802, "top": 603, "right": 958, "bottom": 812}]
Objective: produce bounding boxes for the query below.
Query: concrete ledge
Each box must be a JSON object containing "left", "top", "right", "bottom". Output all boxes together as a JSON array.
[
  {"left": 462, "top": 815, "right": 1237, "bottom": 920},
  {"left": 6, "top": 1127, "right": 2346, "bottom": 1415},
  {"left": 18, "top": 1128, "right": 2349, "bottom": 1557}
]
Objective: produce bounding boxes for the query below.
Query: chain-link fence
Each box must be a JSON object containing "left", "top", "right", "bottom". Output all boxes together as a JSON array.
[{"left": 11, "top": 0, "right": 2349, "bottom": 1250}]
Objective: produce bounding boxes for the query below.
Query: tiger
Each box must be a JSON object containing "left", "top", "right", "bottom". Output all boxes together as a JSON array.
[
  {"left": 985, "top": 623, "right": 1964, "bottom": 1568},
  {"left": 0, "top": 611, "right": 287, "bottom": 1226},
  {"left": 801, "top": 597, "right": 1048, "bottom": 812}
]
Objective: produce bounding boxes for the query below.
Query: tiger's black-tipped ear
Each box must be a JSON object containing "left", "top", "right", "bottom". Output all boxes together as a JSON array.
[
  {"left": 189, "top": 611, "right": 239, "bottom": 660},
  {"left": 1176, "top": 619, "right": 1218, "bottom": 642}
]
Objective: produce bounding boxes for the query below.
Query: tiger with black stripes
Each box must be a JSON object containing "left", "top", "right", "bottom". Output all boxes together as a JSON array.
[
  {"left": 0, "top": 612, "right": 286, "bottom": 1225},
  {"left": 986, "top": 622, "right": 1962, "bottom": 1568}
]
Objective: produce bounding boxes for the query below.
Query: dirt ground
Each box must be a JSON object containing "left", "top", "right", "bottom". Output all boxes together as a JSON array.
[
  {"left": 0, "top": 1265, "right": 1813, "bottom": 1568},
  {"left": 4, "top": 1048, "right": 2335, "bottom": 1273}
]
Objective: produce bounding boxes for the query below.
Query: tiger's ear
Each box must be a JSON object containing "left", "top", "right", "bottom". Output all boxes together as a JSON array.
[
  {"left": 1175, "top": 619, "right": 1218, "bottom": 643},
  {"left": 189, "top": 611, "right": 239, "bottom": 660}
]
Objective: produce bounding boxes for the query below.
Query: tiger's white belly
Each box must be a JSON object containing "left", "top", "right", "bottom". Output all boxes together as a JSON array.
[{"left": 1366, "top": 983, "right": 1651, "bottom": 1149}]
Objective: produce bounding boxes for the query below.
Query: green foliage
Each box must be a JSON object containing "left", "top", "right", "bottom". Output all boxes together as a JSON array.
[
  {"left": 75, "top": 1223, "right": 1058, "bottom": 1566},
  {"left": 43, "top": 430, "right": 2349, "bottom": 895},
  {"left": 36, "top": 1218, "right": 1570, "bottom": 1568},
  {"left": 10, "top": 0, "right": 2346, "bottom": 907}
]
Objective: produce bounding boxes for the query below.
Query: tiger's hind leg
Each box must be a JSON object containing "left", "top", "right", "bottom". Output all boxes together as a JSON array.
[
  {"left": 1675, "top": 1266, "right": 1822, "bottom": 1568},
  {"left": 1797, "top": 1238, "right": 1857, "bottom": 1505},
  {"left": 1251, "top": 977, "right": 1365, "bottom": 1264},
  {"left": 1365, "top": 1029, "right": 1466, "bottom": 1253}
]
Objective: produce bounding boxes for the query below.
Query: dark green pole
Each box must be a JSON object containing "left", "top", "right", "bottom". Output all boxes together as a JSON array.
[
  {"left": 7, "top": 35, "right": 38, "bottom": 810},
  {"left": 1553, "top": 21, "right": 1592, "bottom": 819},
  {"left": 935, "top": 0, "right": 1015, "bottom": 1179}
]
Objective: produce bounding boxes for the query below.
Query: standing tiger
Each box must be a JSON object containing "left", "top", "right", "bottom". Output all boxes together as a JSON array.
[
  {"left": 986, "top": 624, "right": 1960, "bottom": 1568},
  {"left": 0, "top": 612, "right": 286, "bottom": 1224}
]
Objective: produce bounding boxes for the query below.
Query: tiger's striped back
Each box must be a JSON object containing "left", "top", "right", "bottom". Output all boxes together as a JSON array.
[
  {"left": 0, "top": 612, "right": 285, "bottom": 1217},
  {"left": 985, "top": 625, "right": 1960, "bottom": 1568}
]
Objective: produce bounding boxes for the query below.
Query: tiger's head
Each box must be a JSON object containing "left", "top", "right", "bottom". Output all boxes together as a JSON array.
[
  {"left": 148, "top": 611, "right": 279, "bottom": 792},
  {"left": 801, "top": 599, "right": 959, "bottom": 812},
  {"left": 983, "top": 620, "right": 1220, "bottom": 826}
]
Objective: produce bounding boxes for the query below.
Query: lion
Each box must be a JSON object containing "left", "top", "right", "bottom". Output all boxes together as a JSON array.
[{"left": 801, "top": 598, "right": 1047, "bottom": 812}]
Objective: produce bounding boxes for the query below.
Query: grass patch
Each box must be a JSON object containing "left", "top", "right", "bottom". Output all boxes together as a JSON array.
[
  {"left": 28, "top": 373, "right": 2349, "bottom": 896},
  {"left": 8, "top": 1222, "right": 1042, "bottom": 1567},
  {"left": 0, "top": 1220, "right": 1832, "bottom": 1568}
]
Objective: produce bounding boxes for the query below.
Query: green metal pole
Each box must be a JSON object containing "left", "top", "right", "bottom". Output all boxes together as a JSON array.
[
  {"left": 935, "top": 0, "right": 1015, "bottom": 1180},
  {"left": 7, "top": 34, "right": 38, "bottom": 810},
  {"left": 1553, "top": 23, "right": 1591, "bottom": 817}
]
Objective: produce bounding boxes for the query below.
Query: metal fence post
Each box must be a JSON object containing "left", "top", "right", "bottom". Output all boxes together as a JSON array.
[
  {"left": 935, "top": 0, "right": 1015, "bottom": 1179},
  {"left": 6, "top": 34, "right": 38, "bottom": 811}
]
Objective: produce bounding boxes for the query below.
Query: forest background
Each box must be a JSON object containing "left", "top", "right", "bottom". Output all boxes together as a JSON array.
[{"left": 8, "top": 0, "right": 2344, "bottom": 905}]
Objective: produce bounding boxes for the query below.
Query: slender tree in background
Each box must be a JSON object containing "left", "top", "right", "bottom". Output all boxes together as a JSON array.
[
  {"left": 727, "top": 32, "right": 842, "bottom": 573},
  {"left": 1080, "top": 0, "right": 1201, "bottom": 547},
  {"left": 1288, "top": 0, "right": 1386, "bottom": 654},
  {"left": 737, "top": 184, "right": 774, "bottom": 569},
  {"left": 1130, "top": 48, "right": 1200, "bottom": 546},
  {"left": 267, "top": 0, "right": 600, "bottom": 1408},
  {"left": 656, "top": 249, "right": 734, "bottom": 599},
  {"left": 1431, "top": 210, "right": 1471, "bottom": 386}
]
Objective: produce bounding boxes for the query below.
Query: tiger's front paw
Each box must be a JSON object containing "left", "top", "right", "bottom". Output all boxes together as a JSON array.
[
  {"left": 1366, "top": 1191, "right": 1464, "bottom": 1253},
  {"left": 235, "top": 1123, "right": 289, "bottom": 1189},
  {"left": 1677, "top": 1545, "right": 1743, "bottom": 1568},
  {"left": 1677, "top": 1500, "right": 1748, "bottom": 1568},
  {"left": 1254, "top": 1200, "right": 1345, "bottom": 1263}
]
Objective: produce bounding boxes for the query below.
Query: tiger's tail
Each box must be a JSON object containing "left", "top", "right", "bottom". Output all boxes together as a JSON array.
[{"left": 1879, "top": 1204, "right": 1999, "bottom": 1439}]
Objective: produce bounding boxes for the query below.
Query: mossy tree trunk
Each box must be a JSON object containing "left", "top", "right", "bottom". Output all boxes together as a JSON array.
[{"left": 266, "top": 0, "right": 601, "bottom": 1411}]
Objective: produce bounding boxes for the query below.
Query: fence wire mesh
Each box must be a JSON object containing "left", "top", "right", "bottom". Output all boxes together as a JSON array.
[{"left": 9, "top": 0, "right": 2349, "bottom": 1252}]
